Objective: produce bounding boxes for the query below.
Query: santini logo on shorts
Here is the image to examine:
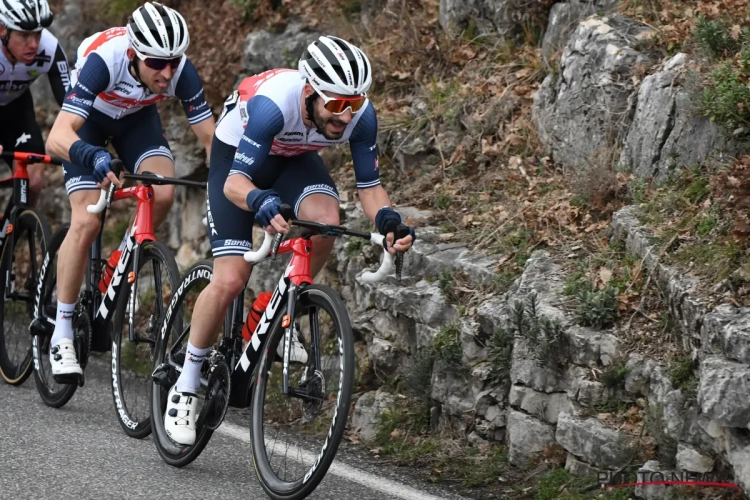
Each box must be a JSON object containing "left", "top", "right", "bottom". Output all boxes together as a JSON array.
[
  {"left": 234, "top": 152, "right": 255, "bottom": 167},
  {"left": 241, "top": 136, "right": 261, "bottom": 148}
]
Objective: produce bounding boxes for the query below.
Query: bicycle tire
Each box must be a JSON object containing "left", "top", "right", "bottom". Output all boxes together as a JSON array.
[
  {"left": 31, "top": 224, "right": 79, "bottom": 407},
  {"left": 0, "top": 207, "right": 51, "bottom": 385},
  {"left": 111, "top": 240, "right": 180, "bottom": 439},
  {"left": 151, "top": 259, "right": 215, "bottom": 467},
  {"left": 250, "top": 284, "right": 355, "bottom": 500}
]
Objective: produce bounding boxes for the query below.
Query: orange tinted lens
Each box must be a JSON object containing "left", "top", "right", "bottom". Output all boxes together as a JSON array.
[{"left": 324, "top": 96, "right": 366, "bottom": 114}]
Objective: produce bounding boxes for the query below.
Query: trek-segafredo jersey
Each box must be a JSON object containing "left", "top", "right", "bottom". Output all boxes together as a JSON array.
[
  {"left": 61, "top": 27, "right": 212, "bottom": 124},
  {"left": 0, "top": 28, "right": 69, "bottom": 106},
  {"left": 214, "top": 69, "right": 381, "bottom": 190}
]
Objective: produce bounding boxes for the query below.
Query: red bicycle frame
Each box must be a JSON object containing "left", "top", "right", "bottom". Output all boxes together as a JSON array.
[
  {"left": 274, "top": 237, "right": 314, "bottom": 286},
  {"left": 0, "top": 152, "right": 63, "bottom": 207},
  {"left": 111, "top": 185, "right": 156, "bottom": 244}
]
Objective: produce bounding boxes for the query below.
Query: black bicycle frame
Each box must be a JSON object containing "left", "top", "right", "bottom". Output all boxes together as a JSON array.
[
  {"left": 164, "top": 260, "right": 300, "bottom": 409},
  {"left": 228, "top": 269, "right": 299, "bottom": 408},
  {"left": 86, "top": 210, "right": 141, "bottom": 344},
  {"left": 0, "top": 174, "right": 42, "bottom": 308},
  {"left": 0, "top": 174, "right": 30, "bottom": 268}
]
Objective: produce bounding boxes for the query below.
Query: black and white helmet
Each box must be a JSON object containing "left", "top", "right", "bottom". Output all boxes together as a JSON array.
[
  {"left": 127, "top": 2, "right": 189, "bottom": 59},
  {"left": 299, "top": 36, "right": 372, "bottom": 96},
  {"left": 0, "top": 0, "right": 53, "bottom": 32}
]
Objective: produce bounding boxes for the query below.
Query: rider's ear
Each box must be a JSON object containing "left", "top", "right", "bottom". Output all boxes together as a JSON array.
[
  {"left": 126, "top": 48, "right": 136, "bottom": 62},
  {"left": 303, "top": 83, "right": 315, "bottom": 98}
]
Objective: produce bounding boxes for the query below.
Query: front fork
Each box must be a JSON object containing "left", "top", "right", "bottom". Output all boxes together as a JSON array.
[
  {"left": 281, "top": 283, "right": 298, "bottom": 395},
  {"left": 127, "top": 242, "right": 141, "bottom": 343}
]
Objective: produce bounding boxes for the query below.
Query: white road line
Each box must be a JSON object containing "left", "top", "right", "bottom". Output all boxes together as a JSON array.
[{"left": 217, "top": 422, "right": 449, "bottom": 500}]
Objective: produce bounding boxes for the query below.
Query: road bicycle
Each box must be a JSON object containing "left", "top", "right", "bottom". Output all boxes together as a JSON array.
[
  {"left": 30, "top": 159, "right": 206, "bottom": 439},
  {"left": 0, "top": 151, "right": 55, "bottom": 386},
  {"left": 150, "top": 203, "right": 409, "bottom": 499}
]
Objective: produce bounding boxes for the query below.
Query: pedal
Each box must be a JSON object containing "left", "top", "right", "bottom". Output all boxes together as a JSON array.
[
  {"left": 52, "top": 372, "right": 83, "bottom": 387},
  {"left": 151, "top": 362, "right": 178, "bottom": 387},
  {"left": 29, "top": 317, "right": 53, "bottom": 336}
]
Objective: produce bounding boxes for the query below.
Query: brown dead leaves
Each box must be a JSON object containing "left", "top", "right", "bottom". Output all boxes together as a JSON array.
[{"left": 712, "top": 155, "right": 750, "bottom": 244}]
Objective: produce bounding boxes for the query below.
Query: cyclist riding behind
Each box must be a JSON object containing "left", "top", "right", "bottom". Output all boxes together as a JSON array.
[
  {"left": 0, "top": 0, "right": 70, "bottom": 205},
  {"left": 163, "top": 35, "right": 415, "bottom": 445},
  {"left": 45, "top": 2, "right": 215, "bottom": 384}
]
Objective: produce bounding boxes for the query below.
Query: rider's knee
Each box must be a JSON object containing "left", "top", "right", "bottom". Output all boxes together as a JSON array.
[
  {"left": 298, "top": 197, "right": 340, "bottom": 226},
  {"left": 211, "top": 273, "right": 246, "bottom": 303},
  {"left": 68, "top": 208, "right": 101, "bottom": 243},
  {"left": 28, "top": 170, "right": 44, "bottom": 195},
  {"left": 153, "top": 184, "right": 175, "bottom": 210}
]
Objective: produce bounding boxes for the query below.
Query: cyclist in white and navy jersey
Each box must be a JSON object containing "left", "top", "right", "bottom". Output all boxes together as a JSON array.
[
  {"left": 162, "top": 35, "right": 416, "bottom": 446},
  {"left": 0, "top": 0, "right": 69, "bottom": 205},
  {"left": 44, "top": 2, "right": 215, "bottom": 383}
]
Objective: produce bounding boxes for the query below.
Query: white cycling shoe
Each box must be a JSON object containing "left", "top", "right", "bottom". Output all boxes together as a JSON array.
[
  {"left": 276, "top": 331, "right": 308, "bottom": 364},
  {"left": 50, "top": 338, "right": 83, "bottom": 383},
  {"left": 164, "top": 385, "right": 198, "bottom": 446}
]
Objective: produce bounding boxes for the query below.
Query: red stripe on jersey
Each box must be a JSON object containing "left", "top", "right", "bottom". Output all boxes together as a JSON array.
[
  {"left": 98, "top": 90, "right": 166, "bottom": 108},
  {"left": 270, "top": 141, "right": 326, "bottom": 156},
  {"left": 237, "top": 69, "right": 297, "bottom": 102},
  {"left": 83, "top": 27, "right": 128, "bottom": 57}
]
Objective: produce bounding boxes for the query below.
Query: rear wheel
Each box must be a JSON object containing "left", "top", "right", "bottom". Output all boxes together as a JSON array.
[
  {"left": 151, "top": 260, "right": 215, "bottom": 467},
  {"left": 111, "top": 240, "right": 180, "bottom": 439},
  {"left": 250, "top": 284, "right": 355, "bottom": 500},
  {"left": 31, "top": 225, "right": 80, "bottom": 407},
  {"left": 0, "top": 208, "right": 50, "bottom": 385}
]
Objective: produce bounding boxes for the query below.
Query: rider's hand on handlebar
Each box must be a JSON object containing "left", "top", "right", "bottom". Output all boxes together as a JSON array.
[
  {"left": 266, "top": 213, "right": 290, "bottom": 235},
  {"left": 386, "top": 230, "right": 414, "bottom": 255},
  {"left": 92, "top": 150, "right": 122, "bottom": 189}
]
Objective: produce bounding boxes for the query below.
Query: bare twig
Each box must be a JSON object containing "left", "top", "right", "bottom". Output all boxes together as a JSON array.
[
  {"left": 625, "top": 234, "right": 678, "bottom": 331},
  {"left": 429, "top": 117, "right": 448, "bottom": 178}
]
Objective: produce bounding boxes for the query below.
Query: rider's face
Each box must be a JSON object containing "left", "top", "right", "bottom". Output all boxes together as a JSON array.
[
  {"left": 1, "top": 29, "right": 41, "bottom": 65},
  {"left": 126, "top": 48, "right": 178, "bottom": 95},
  {"left": 136, "top": 58, "right": 176, "bottom": 94},
  {"left": 311, "top": 91, "right": 354, "bottom": 140}
]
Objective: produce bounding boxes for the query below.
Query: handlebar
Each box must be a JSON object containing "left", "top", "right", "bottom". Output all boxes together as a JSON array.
[
  {"left": 87, "top": 160, "right": 207, "bottom": 214},
  {"left": 242, "top": 204, "right": 402, "bottom": 283},
  {"left": 1, "top": 151, "right": 63, "bottom": 165}
]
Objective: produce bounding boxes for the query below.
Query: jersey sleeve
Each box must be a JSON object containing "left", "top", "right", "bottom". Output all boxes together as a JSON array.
[
  {"left": 47, "top": 43, "right": 71, "bottom": 107},
  {"left": 174, "top": 58, "right": 213, "bottom": 125},
  {"left": 348, "top": 103, "right": 381, "bottom": 190},
  {"left": 228, "top": 95, "right": 284, "bottom": 181},
  {"left": 60, "top": 52, "right": 110, "bottom": 120}
]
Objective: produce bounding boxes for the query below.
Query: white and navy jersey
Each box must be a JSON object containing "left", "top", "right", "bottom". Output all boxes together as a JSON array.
[
  {"left": 215, "top": 68, "right": 381, "bottom": 190},
  {"left": 0, "top": 29, "right": 70, "bottom": 106},
  {"left": 61, "top": 27, "right": 212, "bottom": 123}
]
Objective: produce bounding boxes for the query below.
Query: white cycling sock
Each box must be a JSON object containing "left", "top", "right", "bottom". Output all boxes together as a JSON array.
[
  {"left": 50, "top": 301, "right": 75, "bottom": 347},
  {"left": 175, "top": 341, "right": 210, "bottom": 395}
]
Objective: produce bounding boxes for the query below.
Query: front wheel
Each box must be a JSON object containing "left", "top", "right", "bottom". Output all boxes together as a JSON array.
[
  {"left": 250, "top": 284, "right": 355, "bottom": 500},
  {"left": 111, "top": 240, "right": 180, "bottom": 439},
  {"left": 151, "top": 260, "right": 215, "bottom": 467}
]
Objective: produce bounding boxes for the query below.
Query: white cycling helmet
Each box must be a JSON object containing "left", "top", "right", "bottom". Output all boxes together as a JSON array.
[
  {"left": 298, "top": 35, "right": 372, "bottom": 96},
  {"left": 0, "top": 0, "right": 53, "bottom": 32},
  {"left": 127, "top": 2, "right": 189, "bottom": 59}
]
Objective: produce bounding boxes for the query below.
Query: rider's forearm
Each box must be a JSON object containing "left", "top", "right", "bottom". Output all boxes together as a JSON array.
[
  {"left": 224, "top": 174, "right": 257, "bottom": 210},
  {"left": 358, "top": 185, "right": 393, "bottom": 223},
  {"left": 46, "top": 126, "right": 81, "bottom": 161},
  {"left": 46, "top": 112, "right": 86, "bottom": 161}
]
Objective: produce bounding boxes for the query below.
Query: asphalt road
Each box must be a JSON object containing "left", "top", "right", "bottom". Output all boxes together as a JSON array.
[{"left": 0, "top": 355, "right": 464, "bottom": 500}]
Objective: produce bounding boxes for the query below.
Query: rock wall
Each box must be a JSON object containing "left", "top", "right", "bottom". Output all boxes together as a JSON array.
[
  {"left": 533, "top": 10, "right": 745, "bottom": 180},
  {"left": 22, "top": 2, "right": 750, "bottom": 495}
]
